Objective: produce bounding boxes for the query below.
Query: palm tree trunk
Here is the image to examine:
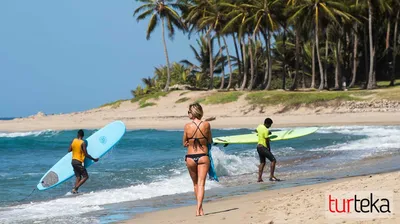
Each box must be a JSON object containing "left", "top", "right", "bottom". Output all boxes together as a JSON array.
[
  {"left": 311, "top": 40, "right": 316, "bottom": 88},
  {"left": 223, "top": 36, "right": 233, "bottom": 90},
  {"left": 386, "top": 20, "right": 391, "bottom": 84},
  {"left": 349, "top": 24, "right": 358, "bottom": 88},
  {"left": 301, "top": 45, "right": 306, "bottom": 89},
  {"left": 247, "top": 34, "right": 255, "bottom": 90},
  {"left": 316, "top": 21, "right": 325, "bottom": 90},
  {"left": 218, "top": 36, "right": 225, "bottom": 89},
  {"left": 367, "top": 0, "right": 375, "bottom": 89},
  {"left": 363, "top": 25, "right": 369, "bottom": 88},
  {"left": 335, "top": 38, "right": 341, "bottom": 89},
  {"left": 262, "top": 30, "right": 269, "bottom": 87},
  {"left": 386, "top": 21, "right": 391, "bottom": 50},
  {"left": 282, "top": 23, "right": 287, "bottom": 90},
  {"left": 233, "top": 33, "right": 242, "bottom": 89},
  {"left": 240, "top": 37, "right": 248, "bottom": 90},
  {"left": 391, "top": 10, "right": 399, "bottom": 86},
  {"left": 161, "top": 17, "right": 171, "bottom": 92},
  {"left": 266, "top": 31, "right": 273, "bottom": 90},
  {"left": 290, "top": 27, "right": 300, "bottom": 91},
  {"left": 324, "top": 32, "right": 329, "bottom": 89},
  {"left": 207, "top": 27, "right": 214, "bottom": 90}
]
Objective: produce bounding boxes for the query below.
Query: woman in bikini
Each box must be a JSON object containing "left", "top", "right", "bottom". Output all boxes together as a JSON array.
[{"left": 183, "top": 103, "right": 212, "bottom": 216}]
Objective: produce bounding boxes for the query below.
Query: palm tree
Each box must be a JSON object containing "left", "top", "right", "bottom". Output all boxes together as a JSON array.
[
  {"left": 222, "top": 1, "right": 254, "bottom": 90},
  {"left": 245, "top": 0, "right": 280, "bottom": 90},
  {"left": 133, "top": 0, "right": 185, "bottom": 92},
  {"left": 391, "top": 0, "right": 400, "bottom": 86},
  {"left": 181, "top": 35, "right": 224, "bottom": 88},
  {"left": 289, "top": 0, "right": 353, "bottom": 90}
]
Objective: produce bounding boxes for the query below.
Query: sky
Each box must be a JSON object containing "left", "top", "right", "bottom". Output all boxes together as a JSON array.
[{"left": 0, "top": 0, "right": 203, "bottom": 117}]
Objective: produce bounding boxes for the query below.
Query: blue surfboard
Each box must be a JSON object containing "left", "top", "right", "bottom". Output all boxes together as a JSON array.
[
  {"left": 207, "top": 143, "right": 219, "bottom": 182},
  {"left": 37, "top": 121, "right": 126, "bottom": 191}
]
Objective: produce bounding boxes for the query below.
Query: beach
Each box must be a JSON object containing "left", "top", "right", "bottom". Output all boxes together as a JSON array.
[
  {"left": 127, "top": 171, "right": 400, "bottom": 224},
  {"left": 1, "top": 90, "right": 399, "bottom": 224},
  {"left": 1, "top": 90, "right": 400, "bottom": 132}
]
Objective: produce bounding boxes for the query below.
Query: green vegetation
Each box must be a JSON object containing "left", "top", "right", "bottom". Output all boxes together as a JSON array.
[
  {"left": 179, "top": 91, "right": 189, "bottom": 96},
  {"left": 133, "top": 0, "right": 400, "bottom": 93},
  {"left": 376, "top": 86, "right": 400, "bottom": 101},
  {"left": 201, "top": 92, "right": 243, "bottom": 105},
  {"left": 377, "top": 79, "right": 400, "bottom": 87},
  {"left": 131, "top": 91, "right": 168, "bottom": 109},
  {"left": 139, "top": 101, "right": 156, "bottom": 108},
  {"left": 246, "top": 91, "right": 362, "bottom": 106},
  {"left": 100, "top": 100, "right": 126, "bottom": 109},
  {"left": 131, "top": 91, "right": 168, "bottom": 103},
  {"left": 175, "top": 97, "right": 190, "bottom": 103}
]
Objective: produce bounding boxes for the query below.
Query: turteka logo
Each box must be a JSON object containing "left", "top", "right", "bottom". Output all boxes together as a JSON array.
[{"left": 325, "top": 191, "right": 394, "bottom": 219}]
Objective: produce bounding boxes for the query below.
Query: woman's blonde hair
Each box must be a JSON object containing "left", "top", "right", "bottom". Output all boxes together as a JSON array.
[{"left": 188, "top": 103, "right": 203, "bottom": 120}]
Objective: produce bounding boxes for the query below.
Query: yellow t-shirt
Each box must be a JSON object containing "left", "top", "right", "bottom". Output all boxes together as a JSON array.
[
  {"left": 256, "top": 124, "right": 269, "bottom": 147},
  {"left": 71, "top": 138, "right": 85, "bottom": 162}
]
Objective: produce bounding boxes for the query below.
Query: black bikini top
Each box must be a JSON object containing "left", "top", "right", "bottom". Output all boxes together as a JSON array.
[{"left": 187, "top": 121, "right": 208, "bottom": 150}]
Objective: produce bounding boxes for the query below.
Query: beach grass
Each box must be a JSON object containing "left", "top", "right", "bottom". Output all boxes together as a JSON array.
[
  {"left": 131, "top": 91, "right": 168, "bottom": 109},
  {"left": 200, "top": 91, "right": 243, "bottom": 105},
  {"left": 245, "top": 91, "right": 362, "bottom": 106},
  {"left": 139, "top": 101, "right": 156, "bottom": 108},
  {"left": 175, "top": 97, "right": 190, "bottom": 104},
  {"left": 131, "top": 91, "right": 168, "bottom": 103},
  {"left": 100, "top": 100, "right": 127, "bottom": 109},
  {"left": 179, "top": 91, "right": 189, "bottom": 96},
  {"left": 377, "top": 79, "right": 400, "bottom": 87},
  {"left": 375, "top": 85, "right": 400, "bottom": 100}
]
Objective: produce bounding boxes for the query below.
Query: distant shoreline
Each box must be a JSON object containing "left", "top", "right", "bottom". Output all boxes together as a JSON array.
[
  {"left": 1, "top": 112, "right": 400, "bottom": 132},
  {"left": 1, "top": 90, "right": 400, "bottom": 132}
]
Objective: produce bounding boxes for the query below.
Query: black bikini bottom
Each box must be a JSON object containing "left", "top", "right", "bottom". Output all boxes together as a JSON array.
[{"left": 185, "top": 153, "right": 209, "bottom": 165}]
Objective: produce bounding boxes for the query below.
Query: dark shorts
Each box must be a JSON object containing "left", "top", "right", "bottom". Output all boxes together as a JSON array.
[
  {"left": 257, "top": 145, "right": 276, "bottom": 163},
  {"left": 72, "top": 159, "right": 88, "bottom": 178}
]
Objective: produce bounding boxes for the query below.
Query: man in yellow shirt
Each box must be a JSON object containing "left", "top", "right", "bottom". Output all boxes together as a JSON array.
[
  {"left": 68, "top": 129, "right": 99, "bottom": 194},
  {"left": 256, "top": 118, "right": 279, "bottom": 182}
]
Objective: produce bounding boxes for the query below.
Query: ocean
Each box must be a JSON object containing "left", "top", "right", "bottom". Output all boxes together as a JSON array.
[{"left": 0, "top": 125, "right": 399, "bottom": 223}]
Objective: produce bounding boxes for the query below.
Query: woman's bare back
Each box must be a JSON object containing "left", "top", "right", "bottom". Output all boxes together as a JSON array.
[{"left": 185, "top": 121, "right": 211, "bottom": 154}]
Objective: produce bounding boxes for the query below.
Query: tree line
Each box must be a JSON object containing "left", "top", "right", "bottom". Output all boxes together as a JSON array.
[{"left": 132, "top": 0, "right": 400, "bottom": 96}]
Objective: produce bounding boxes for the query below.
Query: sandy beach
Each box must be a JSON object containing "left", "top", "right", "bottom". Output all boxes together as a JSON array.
[
  {"left": 1, "top": 90, "right": 399, "bottom": 132},
  {"left": 127, "top": 171, "right": 400, "bottom": 224}
]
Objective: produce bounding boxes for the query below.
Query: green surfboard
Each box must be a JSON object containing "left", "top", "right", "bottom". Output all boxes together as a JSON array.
[{"left": 212, "top": 127, "right": 318, "bottom": 147}]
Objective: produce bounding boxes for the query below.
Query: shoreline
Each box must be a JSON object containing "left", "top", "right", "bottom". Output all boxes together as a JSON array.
[
  {"left": 1, "top": 89, "right": 399, "bottom": 132},
  {"left": 1, "top": 112, "right": 400, "bottom": 132},
  {"left": 124, "top": 170, "right": 400, "bottom": 224}
]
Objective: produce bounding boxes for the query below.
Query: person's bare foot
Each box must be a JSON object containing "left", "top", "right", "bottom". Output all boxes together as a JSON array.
[
  {"left": 199, "top": 207, "right": 204, "bottom": 216},
  {"left": 269, "top": 176, "right": 281, "bottom": 181},
  {"left": 196, "top": 206, "right": 204, "bottom": 216},
  {"left": 257, "top": 179, "right": 264, "bottom": 182},
  {"left": 71, "top": 188, "right": 78, "bottom": 194}
]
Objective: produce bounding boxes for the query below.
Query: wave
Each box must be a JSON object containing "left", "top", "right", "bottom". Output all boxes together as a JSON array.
[
  {"left": 0, "top": 130, "right": 59, "bottom": 138},
  {"left": 211, "top": 146, "right": 259, "bottom": 176},
  {"left": 311, "top": 126, "right": 400, "bottom": 159},
  {"left": 0, "top": 171, "right": 221, "bottom": 223}
]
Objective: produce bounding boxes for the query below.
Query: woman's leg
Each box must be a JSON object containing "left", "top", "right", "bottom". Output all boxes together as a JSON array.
[
  {"left": 186, "top": 158, "right": 199, "bottom": 214},
  {"left": 196, "top": 156, "right": 210, "bottom": 216}
]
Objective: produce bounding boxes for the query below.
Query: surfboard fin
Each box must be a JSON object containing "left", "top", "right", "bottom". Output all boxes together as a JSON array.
[{"left": 223, "top": 143, "right": 229, "bottom": 147}]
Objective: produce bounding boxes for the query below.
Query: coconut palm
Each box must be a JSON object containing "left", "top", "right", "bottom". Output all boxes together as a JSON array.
[
  {"left": 133, "top": 0, "right": 185, "bottom": 91},
  {"left": 288, "top": 0, "right": 353, "bottom": 90},
  {"left": 181, "top": 35, "right": 225, "bottom": 88}
]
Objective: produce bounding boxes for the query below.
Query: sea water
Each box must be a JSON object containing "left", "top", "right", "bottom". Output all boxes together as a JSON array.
[{"left": 0, "top": 125, "right": 399, "bottom": 223}]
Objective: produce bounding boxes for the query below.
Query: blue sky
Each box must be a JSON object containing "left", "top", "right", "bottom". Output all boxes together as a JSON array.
[{"left": 0, "top": 0, "right": 203, "bottom": 117}]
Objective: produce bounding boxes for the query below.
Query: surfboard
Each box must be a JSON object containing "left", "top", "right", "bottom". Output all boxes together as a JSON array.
[
  {"left": 207, "top": 143, "right": 219, "bottom": 182},
  {"left": 212, "top": 127, "right": 318, "bottom": 146},
  {"left": 37, "top": 121, "right": 126, "bottom": 191}
]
